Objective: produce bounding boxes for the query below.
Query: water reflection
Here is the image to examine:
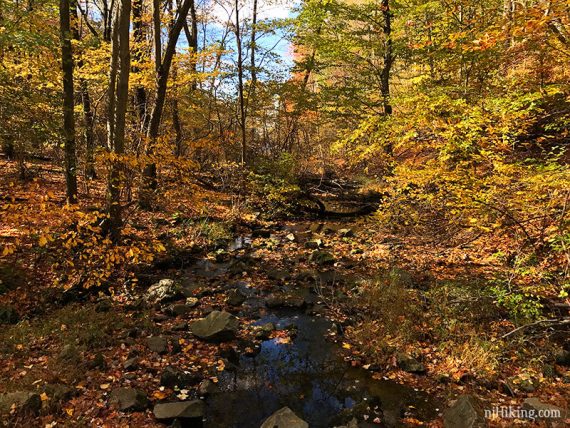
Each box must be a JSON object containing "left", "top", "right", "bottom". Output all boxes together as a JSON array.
[{"left": 205, "top": 313, "right": 438, "bottom": 427}]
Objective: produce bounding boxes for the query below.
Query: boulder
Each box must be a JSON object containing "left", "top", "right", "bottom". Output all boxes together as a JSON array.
[
  {"left": 58, "top": 344, "right": 81, "bottom": 364},
  {"left": 153, "top": 313, "right": 170, "bottom": 322},
  {"left": 304, "top": 241, "right": 320, "bottom": 249},
  {"left": 0, "top": 305, "right": 19, "bottom": 324},
  {"left": 267, "top": 269, "right": 291, "bottom": 281},
  {"left": 171, "top": 321, "right": 189, "bottom": 332},
  {"left": 145, "top": 279, "right": 182, "bottom": 304},
  {"left": 227, "top": 289, "right": 247, "bottom": 306},
  {"left": 396, "top": 353, "right": 426, "bottom": 374},
  {"left": 198, "top": 380, "right": 219, "bottom": 396},
  {"left": 336, "top": 418, "right": 359, "bottom": 428},
  {"left": 160, "top": 366, "right": 200, "bottom": 389},
  {"left": 123, "top": 357, "right": 139, "bottom": 371},
  {"left": 505, "top": 375, "right": 537, "bottom": 393},
  {"left": 186, "top": 297, "right": 199, "bottom": 307},
  {"left": 256, "top": 322, "right": 276, "bottom": 340},
  {"left": 252, "top": 229, "right": 271, "bottom": 238},
  {"left": 109, "top": 387, "right": 149, "bottom": 412},
  {"left": 555, "top": 350, "right": 570, "bottom": 367},
  {"left": 229, "top": 261, "right": 249, "bottom": 276},
  {"left": 95, "top": 299, "right": 112, "bottom": 313},
  {"left": 260, "top": 407, "right": 308, "bottom": 428},
  {"left": 266, "top": 294, "right": 305, "bottom": 309},
  {"left": 190, "top": 311, "right": 239, "bottom": 342},
  {"left": 153, "top": 400, "right": 205, "bottom": 421},
  {"left": 309, "top": 250, "right": 335, "bottom": 266},
  {"left": 167, "top": 304, "right": 193, "bottom": 317},
  {"left": 181, "top": 284, "right": 211, "bottom": 299},
  {"left": 522, "top": 398, "right": 567, "bottom": 419},
  {"left": 0, "top": 391, "right": 41, "bottom": 415},
  {"left": 43, "top": 383, "right": 74, "bottom": 402},
  {"left": 87, "top": 352, "right": 106, "bottom": 370},
  {"left": 443, "top": 395, "right": 487, "bottom": 428},
  {"left": 147, "top": 336, "right": 169, "bottom": 354}
]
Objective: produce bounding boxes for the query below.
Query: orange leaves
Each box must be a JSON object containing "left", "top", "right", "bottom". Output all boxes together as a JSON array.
[{"left": 152, "top": 390, "right": 168, "bottom": 400}]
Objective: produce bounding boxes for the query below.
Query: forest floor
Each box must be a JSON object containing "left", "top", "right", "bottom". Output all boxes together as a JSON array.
[{"left": 0, "top": 159, "right": 569, "bottom": 427}]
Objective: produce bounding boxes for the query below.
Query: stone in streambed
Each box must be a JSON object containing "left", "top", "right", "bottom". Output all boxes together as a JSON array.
[
  {"left": 109, "top": 387, "right": 149, "bottom": 412},
  {"left": 252, "top": 229, "right": 271, "bottom": 238},
  {"left": 0, "top": 391, "right": 41, "bottom": 415},
  {"left": 160, "top": 366, "right": 200, "bottom": 389},
  {"left": 145, "top": 278, "right": 183, "bottom": 304},
  {"left": 0, "top": 305, "right": 19, "bottom": 324},
  {"left": 198, "top": 379, "right": 219, "bottom": 396},
  {"left": 266, "top": 294, "right": 305, "bottom": 309},
  {"left": 43, "top": 383, "right": 74, "bottom": 403},
  {"left": 443, "top": 395, "right": 487, "bottom": 428},
  {"left": 309, "top": 250, "right": 335, "bottom": 266},
  {"left": 190, "top": 310, "right": 239, "bottom": 341},
  {"left": 147, "top": 336, "right": 169, "bottom": 354},
  {"left": 396, "top": 353, "right": 426, "bottom": 374},
  {"left": 123, "top": 357, "right": 139, "bottom": 371},
  {"left": 555, "top": 349, "right": 570, "bottom": 367},
  {"left": 256, "top": 322, "right": 276, "bottom": 340},
  {"left": 227, "top": 289, "right": 247, "bottom": 306},
  {"left": 267, "top": 269, "right": 291, "bottom": 281},
  {"left": 260, "top": 407, "right": 308, "bottom": 428},
  {"left": 153, "top": 400, "right": 205, "bottom": 422},
  {"left": 166, "top": 304, "right": 194, "bottom": 316},
  {"left": 522, "top": 398, "right": 567, "bottom": 420}
]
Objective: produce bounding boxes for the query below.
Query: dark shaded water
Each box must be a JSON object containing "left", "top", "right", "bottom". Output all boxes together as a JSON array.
[{"left": 205, "top": 311, "right": 439, "bottom": 427}]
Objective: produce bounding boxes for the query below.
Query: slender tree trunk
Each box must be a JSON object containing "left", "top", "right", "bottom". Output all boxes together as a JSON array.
[
  {"left": 183, "top": 0, "right": 198, "bottom": 90},
  {"left": 60, "top": 0, "right": 78, "bottom": 204},
  {"left": 168, "top": 0, "right": 183, "bottom": 157},
  {"left": 235, "top": 0, "right": 246, "bottom": 165},
  {"left": 71, "top": 0, "right": 97, "bottom": 179},
  {"left": 80, "top": 79, "right": 97, "bottom": 179},
  {"left": 140, "top": 0, "right": 193, "bottom": 208},
  {"left": 189, "top": 0, "right": 198, "bottom": 90},
  {"left": 248, "top": 0, "right": 258, "bottom": 149},
  {"left": 250, "top": 0, "right": 258, "bottom": 88},
  {"left": 132, "top": 0, "right": 149, "bottom": 133},
  {"left": 102, "top": 0, "right": 115, "bottom": 42},
  {"left": 107, "top": 0, "right": 131, "bottom": 242},
  {"left": 380, "top": 0, "right": 393, "bottom": 117},
  {"left": 284, "top": 45, "right": 317, "bottom": 150}
]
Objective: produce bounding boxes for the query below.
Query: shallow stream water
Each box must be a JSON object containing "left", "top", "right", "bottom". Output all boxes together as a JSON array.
[
  {"left": 186, "top": 214, "right": 440, "bottom": 427},
  {"left": 205, "top": 310, "right": 439, "bottom": 427}
]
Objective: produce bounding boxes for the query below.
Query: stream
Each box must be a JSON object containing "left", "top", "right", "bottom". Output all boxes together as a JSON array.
[
  {"left": 182, "top": 215, "right": 440, "bottom": 427},
  {"left": 205, "top": 309, "right": 438, "bottom": 427}
]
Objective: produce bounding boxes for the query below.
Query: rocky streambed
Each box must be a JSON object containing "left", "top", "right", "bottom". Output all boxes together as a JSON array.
[{"left": 141, "top": 220, "right": 443, "bottom": 427}]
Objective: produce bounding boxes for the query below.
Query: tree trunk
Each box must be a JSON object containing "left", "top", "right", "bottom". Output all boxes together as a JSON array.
[
  {"left": 248, "top": 0, "right": 258, "bottom": 149},
  {"left": 380, "top": 0, "right": 394, "bottom": 156},
  {"left": 107, "top": 0, "right": 131, "bottom": 242},
  {"left": 60, "top": 0, "right": 78, "bottom": 204},
  {"left": 250, "top": 0, "right": 258, "bottom": 88},
  {"left": 80, "top": 79, "right": 97, "bottom": 179},
  {"left": 380, "top": 0, "right": 393, "bottom": 117},
  {"left": 71, "top": 0, "right": 97, "bottom": 179},
  {"left": 183, "top": 0, "right": 198, "bottom": 90},
  {"left": 168, "top": 0, "right": 184, "bottom": 157},
  {"left": 140, "top": 0, "right": 193, "bottom": 208},
  {"left": 235, "top": 0, "right": 247, "bottom": 165},
  {"left": 133, "top": 0, "right": 149, "bottom": 133}
]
